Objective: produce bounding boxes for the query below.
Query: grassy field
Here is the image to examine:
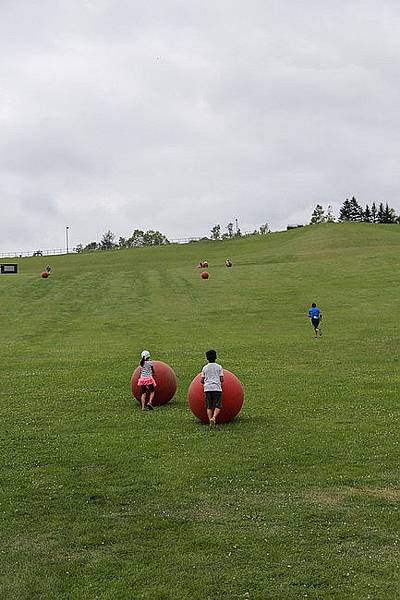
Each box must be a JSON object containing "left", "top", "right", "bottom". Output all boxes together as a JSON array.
[{"left": 1, "top": 222, "right": 399, "bottom": 599}]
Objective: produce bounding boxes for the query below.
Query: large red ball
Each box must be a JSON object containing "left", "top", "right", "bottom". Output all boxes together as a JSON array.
[
  {"left": 41, "top": 272, "right": 49, "bottom": 278},
  {"left": 187, "top": 370, "right": 244, "bottom": 423},
  {"left": 131, "top": 360, "right": 177, "bottom": 406},
  {"left": 201, "top": 271, "right": 209, "bottom": 279}
]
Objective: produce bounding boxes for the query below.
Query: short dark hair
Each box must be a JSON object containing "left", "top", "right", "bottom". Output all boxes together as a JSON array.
[
  {"left": 206, "top": 349, "right": 217, "bottom": 362},
  {"left": 312, "top": 303, "right": 316, "bottom": 307}
]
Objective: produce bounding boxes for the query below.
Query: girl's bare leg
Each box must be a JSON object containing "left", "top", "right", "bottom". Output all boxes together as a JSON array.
[
  {"left": 148, "top": 390, "right": 155, "bottom": 407},
  {"left": 141, "top": 392, "right": 147, "bottom": 410}
]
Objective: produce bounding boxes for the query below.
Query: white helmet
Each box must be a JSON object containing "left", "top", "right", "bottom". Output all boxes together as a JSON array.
[{"left": 141, "top": 350, "right": 150, "bottom": 359}]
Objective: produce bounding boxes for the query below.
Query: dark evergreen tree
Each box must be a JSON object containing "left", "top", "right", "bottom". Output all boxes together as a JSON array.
[
  {"left": 339, "top": 198, "right": 352, "bottom": 221},
  {"left": 310, "top": 204, "right": 325, "bottom": 224},
  {"left": 371, "top": 202, "right": 377, "bottom": 223},
  {"left": 363, "top": 205, "right": 371, "bottom": 223},
  {"left": 349, "top": 196, "right": 363, "bottom": 221},
  {"left": 383, "top": 203, "right": 397, "bottom": 224},
  {"left": 377, "top": 203, "right": 385, "bottom": 223}
]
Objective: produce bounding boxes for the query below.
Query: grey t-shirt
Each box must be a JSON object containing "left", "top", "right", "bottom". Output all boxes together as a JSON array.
[{"left": 202, "top": 362, "right": 223, "bottom": 392}]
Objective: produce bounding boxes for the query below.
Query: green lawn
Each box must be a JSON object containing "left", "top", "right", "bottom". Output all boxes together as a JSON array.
[{"left": 0, "top": 223, "right": 399, "bottom": 599}]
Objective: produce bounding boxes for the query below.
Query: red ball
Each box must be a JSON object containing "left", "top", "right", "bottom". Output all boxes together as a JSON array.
[
  {"left": 131, "top": 360, "right": 177, "bottom": 406},
  {"left": 201, "top": 271, "right": 209, "bottom": 279},
  {"left": 187, "top": 369, "right": 244, "bottom": 423},
  {"left": 41, "top": 272, "right": 49, "bottom": 278}
]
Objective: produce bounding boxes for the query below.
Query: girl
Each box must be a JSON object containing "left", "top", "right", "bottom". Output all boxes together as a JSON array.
[{"left": 138, "top": 350, "right": 157, "bottom": 410}]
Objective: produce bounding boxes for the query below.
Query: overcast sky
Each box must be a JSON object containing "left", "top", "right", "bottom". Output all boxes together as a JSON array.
[{"left": 1, "top": 1, "right": 400, "bottom": 252}]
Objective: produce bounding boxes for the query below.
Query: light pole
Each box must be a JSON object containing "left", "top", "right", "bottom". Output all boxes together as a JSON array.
[{"left": 66, "top": 226, "right": 69, "bottom": 254}]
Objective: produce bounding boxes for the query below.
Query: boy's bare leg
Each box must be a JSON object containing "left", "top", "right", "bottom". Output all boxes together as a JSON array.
[
  {"left": 213, "top": 407, "right": 221, "bottom": 423},
  {"left": 207, "top": 408, "right": 213, "bottom": 423}
]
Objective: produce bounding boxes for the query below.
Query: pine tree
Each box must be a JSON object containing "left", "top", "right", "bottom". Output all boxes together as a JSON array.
[
  {"left": 377, "top": 203, "right": 385, "bottom": 223},
  {"left": 339, "top": 199, "right": 352, "bottom": 221},
  {"left": 310, "top": 204, "right": 325, "bottom": 224},
  {"left": 383, "top": 203, "right": 397, "bottom": 224},
  {"left": 363, "top": 205, "right": 371, "bottom": 222},
  {"left": 371, "top": 202, "right": 377, "bottom": 223},
  {"left": 349, "top": 196, "right": 363, "bottom": 221}
]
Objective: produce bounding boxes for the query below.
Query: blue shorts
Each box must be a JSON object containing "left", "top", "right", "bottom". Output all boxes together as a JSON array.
[{"left": 311, "top": 317, "right": 320, "bottom": 329}]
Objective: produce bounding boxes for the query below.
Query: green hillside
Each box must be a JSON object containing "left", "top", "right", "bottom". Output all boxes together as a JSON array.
[{"left": 1, "top": 223, "right": 399, "bottom": 599}]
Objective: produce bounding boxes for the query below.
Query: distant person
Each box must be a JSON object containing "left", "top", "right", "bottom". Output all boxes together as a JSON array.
[
  {"left": 137, "top": 350, "right": 156, "bottom": 410},
  {"left": 201, "top": 349, "right": 224, "bottom": 427},
  {"left": 225, "top": 258, "right": 232, "bottom": 267},
  {"left": 308, "top": 303, "right": 322, "bottom": 338},
  {"left": 45, "top": 265, "right": 52, "bottom": 274}
]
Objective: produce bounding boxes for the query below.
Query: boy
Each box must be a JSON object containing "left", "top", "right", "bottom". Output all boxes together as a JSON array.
[
  {"left": 308, "top": 302, "right": 322, "bottom": 338},
  {"left": 201, "top": 349, "right": 224, "bottom": 427}
]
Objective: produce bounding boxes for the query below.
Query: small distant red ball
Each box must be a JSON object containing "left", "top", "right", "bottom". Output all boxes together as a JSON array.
[
  {"left": 187, "top": 370, "right": 244, "bottom": 423},
  {"left": 131, "top": 360, "right": 177, "bottom": 406},
  {"left": 201, "top": 271, "right": 209, "bottom": 279},
  {"left": 41, "top": 272, "right": 49, "bottom": 278}
]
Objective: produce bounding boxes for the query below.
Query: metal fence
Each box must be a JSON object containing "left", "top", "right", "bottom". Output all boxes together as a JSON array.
[
  {"left": 0, "top": 248, "right": 68, "bottom": 259},
  {"left": 0, "top": 237, "right": 206, "bottom": 259}
]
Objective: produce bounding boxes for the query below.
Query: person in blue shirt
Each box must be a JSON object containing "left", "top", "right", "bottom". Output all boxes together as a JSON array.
[{"left": 308, "top": 303, "right": 322, "bottom": 338}]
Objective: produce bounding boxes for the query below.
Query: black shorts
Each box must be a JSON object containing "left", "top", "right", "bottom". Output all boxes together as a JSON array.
[
  {"left": 311, "top": 317, "right": 320, "bottom": 329},
  {"left": 141, "top": 384, "right": 155, "bottom": 393},
  {"left": 205, "top": 390, "right": 222, "bottom": 410}
]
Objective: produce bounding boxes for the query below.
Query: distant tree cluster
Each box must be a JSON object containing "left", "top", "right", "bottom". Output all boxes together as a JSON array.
[
  {"left": 309, "top": 204, "right": 336, "bottom": 224},
  {"left": 210, "top": 221, "right": 270, "bottom": 240},
  {"left": 210, "top": 222, "right": 242, "bottom": 240},
  {"left": 310, "top": 197, "right": 400, "bottom": 225},
  {"left": 74, "top": 219, "right": 272, "bottom": 253},
  {"left": 75, "top": 229, "right": 170, "bottom": 253}
]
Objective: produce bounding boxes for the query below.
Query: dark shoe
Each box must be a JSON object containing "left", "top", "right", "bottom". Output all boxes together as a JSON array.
[{"left": 146, "top": 404, "right": 154, "bottom": 411}]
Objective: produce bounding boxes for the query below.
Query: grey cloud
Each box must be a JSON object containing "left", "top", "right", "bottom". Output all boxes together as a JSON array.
[{"left": 1, "top": 1, "right": 400, "bottom": 251}]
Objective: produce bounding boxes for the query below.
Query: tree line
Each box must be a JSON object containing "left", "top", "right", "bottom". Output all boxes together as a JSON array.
[
  {"left": 310, "top": 197, "right": 400, "bottom": 224},
  {"left": 209, "top": 221, "right": 270, "bottom": 240},
  {"left": 74, "top": 229, "right": 170, "bottom": 253},
  {"left": 73, "top": 221, "right": 271, "bottom": 253}
]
